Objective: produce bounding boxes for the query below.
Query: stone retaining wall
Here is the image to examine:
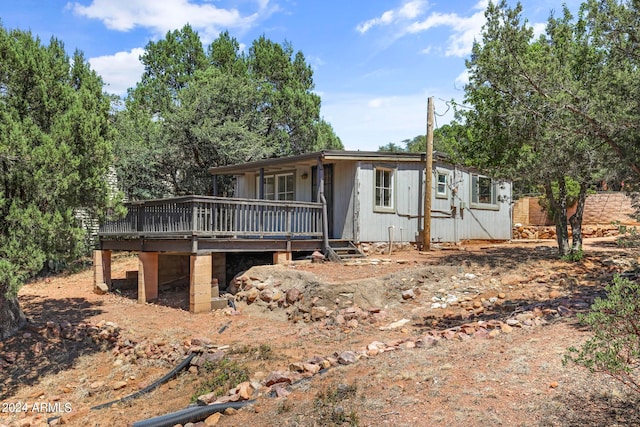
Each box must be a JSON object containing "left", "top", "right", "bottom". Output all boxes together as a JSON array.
[{"left": 512, "top": 223, "right": 630, "bottom": 240}]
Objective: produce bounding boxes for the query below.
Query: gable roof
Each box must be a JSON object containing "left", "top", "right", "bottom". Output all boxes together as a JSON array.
[{"left": 208, "top": 150, "right": 449, "bottom": 176}]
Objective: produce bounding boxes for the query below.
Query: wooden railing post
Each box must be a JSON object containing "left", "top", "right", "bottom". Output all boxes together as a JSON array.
[
  {"left": 136, "top": 204, "right": 144, "bottom": 233},
  {"left": 191, "top": 199, "right": 198, "bottom": 234}
]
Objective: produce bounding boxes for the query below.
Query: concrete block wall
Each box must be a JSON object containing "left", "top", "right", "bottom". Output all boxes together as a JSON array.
[
  {"left": 574, "top": 193, "right": 638, "bottom": 225},
  {"left": 158, "top": 254, "right": 189, "bottom": 286},
  {"left": 513, "top": 193, "right": 639, "bottom": 226}
]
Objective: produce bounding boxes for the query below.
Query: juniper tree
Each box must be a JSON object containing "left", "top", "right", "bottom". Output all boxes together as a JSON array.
[{"left": 0, "top": 26, "right": 115, "bottom": 337}]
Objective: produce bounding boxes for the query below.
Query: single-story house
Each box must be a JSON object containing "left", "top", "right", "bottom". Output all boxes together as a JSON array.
[
  {"left": 95, "top": 149, "right": 512, "bottom": 314},
  {"left": 209, "top": 150, "right": 513, "bottom": 245}
]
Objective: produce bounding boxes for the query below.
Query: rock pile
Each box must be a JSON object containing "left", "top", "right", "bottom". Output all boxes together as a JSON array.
[
  {"left": 195, "top": 348, "right": 364, "bottom": 406},
  {"left": 193, "top": 303, "right": 575, "bottom": 409},
  {"left": 512, "top": 224, "right": 620, "bottom": 239},
  {"left": 0, "top": 319, "right": 205, "bottom": 372},
  {"left": 46, "top": 319, "right": 190, "bottom": 366},
  {"left": 0, "top": 320, "right": 126, "bottom": 369},
  {"left": 40, "top": 319, "right": 120, "bottom": 343},
  {"left": 359, "top": 241, "right": 414, "bottom": 254},
  {"left": 231, "top": 271, "right": 388, "bottom": 328}
]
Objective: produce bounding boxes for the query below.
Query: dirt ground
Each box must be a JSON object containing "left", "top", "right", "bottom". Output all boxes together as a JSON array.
[{"left": 2, "top": 237, "right": 640, "bottom": 427}]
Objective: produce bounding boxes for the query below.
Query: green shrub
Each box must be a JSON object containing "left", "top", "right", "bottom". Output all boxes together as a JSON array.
[
  {"left": 561, "top": 249, "right": 584, "bottom": 262},
  {"left": 229, "top": 343, "right": 274, "bottom": 360},
  {"left": 564, "top": 275, "right": 640, "bottom": 394},
  {"left": 191, "top": 358, "right": 250, "bottom": 402},
  {"left": 314, "top": 382, "right": 360, "bottom": 426}
]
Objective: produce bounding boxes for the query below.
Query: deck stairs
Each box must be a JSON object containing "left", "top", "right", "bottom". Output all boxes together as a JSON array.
[{"left": 327, "top": 240, "right": 366, "bottom": 262}]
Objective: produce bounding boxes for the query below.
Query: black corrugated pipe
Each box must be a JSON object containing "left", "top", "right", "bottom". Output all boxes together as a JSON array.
[
  {"left": 132, "top": 400, "right": 255, "bottom": 427},
  {"left": 46, "top": 354, "right": 197, "bottom": 425},
  {"left": 91, "top": 353, "right": 196, "bottom": 410}
]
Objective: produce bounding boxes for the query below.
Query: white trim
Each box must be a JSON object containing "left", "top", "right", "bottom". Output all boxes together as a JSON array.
[
  {"left": 255, "top": 172, "right": 295, "bottom": 201},
  {"left": 374, "top": 166, "right": 395, "bottom": 213},
  {"left": 436, "top": 171, "right": 448, "bottom": 199}
]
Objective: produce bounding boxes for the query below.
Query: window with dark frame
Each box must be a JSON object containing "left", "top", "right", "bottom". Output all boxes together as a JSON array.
[{"left": 471, "top": 173, "right": 496, "bottom": 205}]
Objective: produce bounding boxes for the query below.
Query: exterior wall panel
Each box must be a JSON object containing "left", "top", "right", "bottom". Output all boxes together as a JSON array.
[
  {"left": 219, "top": 153, "right": 512, "bottom": 244},
  {"left": 332, "top": 161, "right": 356, "bottom": 240},
  {"left": 357, "top": 162, "right": 423, "bottom": 242}
]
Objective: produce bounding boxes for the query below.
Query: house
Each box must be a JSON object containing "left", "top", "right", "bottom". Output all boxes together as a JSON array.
[
  {"left": 209, "top": 150, "right": 513, "bottom": 247},
  {"left": 95, "top": 149, "right": 512, "bottom": 314}
]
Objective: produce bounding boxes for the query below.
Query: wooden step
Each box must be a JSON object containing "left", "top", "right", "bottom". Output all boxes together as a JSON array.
[{"left": 327, "top": 241, "right": 366, "bottom": 260}]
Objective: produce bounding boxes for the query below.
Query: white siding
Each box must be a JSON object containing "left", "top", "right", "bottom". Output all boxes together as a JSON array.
[
  {"left": 236, "top": 166, "right": 313, "bottom": 201},
  {"left": 430, "top": 166, "right": 512, "bottom": 242},
  {"left": 223, "top": 157, "right": 512, "bottom": 244},
  {"left": 356, "top": 162, "right": 423, "bottom": 242},
  {"left": 295, "top": 166, "right": 313, "bottom": 202},
  {"left": 355, "top": 162, "right": 512, "bottom": 243}
]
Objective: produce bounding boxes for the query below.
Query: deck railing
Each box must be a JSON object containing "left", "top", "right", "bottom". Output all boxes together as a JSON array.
[{"left": 99, "top": 196, "right": 323, "bottom": 239}]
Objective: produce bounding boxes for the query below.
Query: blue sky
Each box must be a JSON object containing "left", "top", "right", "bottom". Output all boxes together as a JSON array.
[{"left": 0, "top": 0, "right": 581, "bottom": 151}]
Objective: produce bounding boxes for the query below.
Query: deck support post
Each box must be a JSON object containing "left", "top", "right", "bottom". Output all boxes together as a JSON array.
[
  {"left": 190, "top": 254, "right": 212, "bottom": 313},
  {"left": 93, "top": 250, "right": 112, "bottom": 291},
  {"left": 273, "top": 251, "right": 292, "bottom": 265},
  {"left": 138, "top": 252, "right": 159, "bottom": 303},
  {"left": 317, "top": 157, "right": 330, "bottom": 253}
]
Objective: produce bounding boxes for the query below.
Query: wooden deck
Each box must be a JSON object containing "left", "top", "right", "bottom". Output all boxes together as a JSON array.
[{"left": 98, "top": 196, "right": 325, "bottom": 253}]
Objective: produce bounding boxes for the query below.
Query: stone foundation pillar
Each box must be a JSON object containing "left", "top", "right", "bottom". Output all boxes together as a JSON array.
[
  {"left": 273, "top": 251, "right": 292, "bottom": 265},
  {"left": 93, "top": 250, "right": 112, "bottom": 292},
  {"left": 190, "top": 254, "right": 212, "bottom": 313},
  {"left": 138, "top": 252, "right": 159, "bottom": 303}
]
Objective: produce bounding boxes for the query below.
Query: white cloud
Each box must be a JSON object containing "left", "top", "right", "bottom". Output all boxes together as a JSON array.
[
  {"left": 399, "top": 0, "right": 425, "bottom": 19},
  {"left": 356, "top": 0, "right": 428, "bottom": 34},
  {"left": 368, "top": 98, "right": 383, "bottom": 108},
  {"left": 306, "top": 55, "right": 326, "bottom": 71},
  {"left": 322, "top": 92, "right": 457, "bottom": 151},
  {"left": 69, "top": 0, "right": 274, "bottom": 40},
  {"left": 454, "top": 70, "right": 469, "bottom": 89},
  {"left": 357, "top": 1, "right": 488, "bottom": 58},
  {"left": 89, "top": 48, "right": 145, "bottom": 96},
  {"left": 531, "top": 22, "right": 546, "bottom": 38},
  {"left": 406, "top": 1, "right": 487, "bottom": 57}
]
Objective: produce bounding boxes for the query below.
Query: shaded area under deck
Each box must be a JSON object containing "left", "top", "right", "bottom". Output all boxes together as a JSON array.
[{"left": 95, "top": 196, "right": 326, "bottom": 313}]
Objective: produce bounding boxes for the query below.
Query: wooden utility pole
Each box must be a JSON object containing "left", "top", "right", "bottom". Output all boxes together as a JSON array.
[{"left": 422, "top": 97, "right": 434, "bottom": 250}]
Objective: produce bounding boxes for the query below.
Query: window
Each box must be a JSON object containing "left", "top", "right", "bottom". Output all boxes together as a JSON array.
[
  {"left": 256, "top": 173, "right": 295, "bottom": 200},
  {"left": 263, "top": 176, "right": 275, "bottom": 199},
  {"left": 277, "top": 174, "right": 294, "bottom": 201},
  {"left": 436, "top": 172, "right": 448, "bottom": 198},
  {"left": 374, "top": 167, "right": 394, "bottom": 211},
  {"left": 471, "top": 174, "right": 497, "bottom": 207}
]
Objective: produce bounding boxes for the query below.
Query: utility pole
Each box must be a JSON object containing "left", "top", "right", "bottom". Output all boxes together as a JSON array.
[{"left": 422, "top": 97, "right": 434, "bottom": 250}]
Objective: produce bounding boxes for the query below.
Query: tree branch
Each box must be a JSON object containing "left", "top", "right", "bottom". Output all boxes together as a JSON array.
[{"left": 563, "top": 103, "right": 640, "bottom": 177}]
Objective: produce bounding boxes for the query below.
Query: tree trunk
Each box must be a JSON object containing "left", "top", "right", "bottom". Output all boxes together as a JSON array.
[
  {"left": 545, "top": 180, "right": 570, "bottom": 256},
  {"left": 0, "top": 290, "right": 26, "bottom": 339},
  {"left": 569, "top": 182, "right": 588, "bottom": 254}
]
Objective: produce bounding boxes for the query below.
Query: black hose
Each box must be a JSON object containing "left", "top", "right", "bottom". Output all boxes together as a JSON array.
[
  {"left": 132, "top": 400, "right": 254, "bottom": 427},
  {"left": 218, "top": 321, "right": 231, "bottom": 334},
  {"left": 90, "top": 353, "right": 196, "bottom": 410}
]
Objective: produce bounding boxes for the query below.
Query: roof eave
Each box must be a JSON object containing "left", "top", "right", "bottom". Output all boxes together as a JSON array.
[{"left": 209, "top": 150, "right": 441, "bottom": 176}]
